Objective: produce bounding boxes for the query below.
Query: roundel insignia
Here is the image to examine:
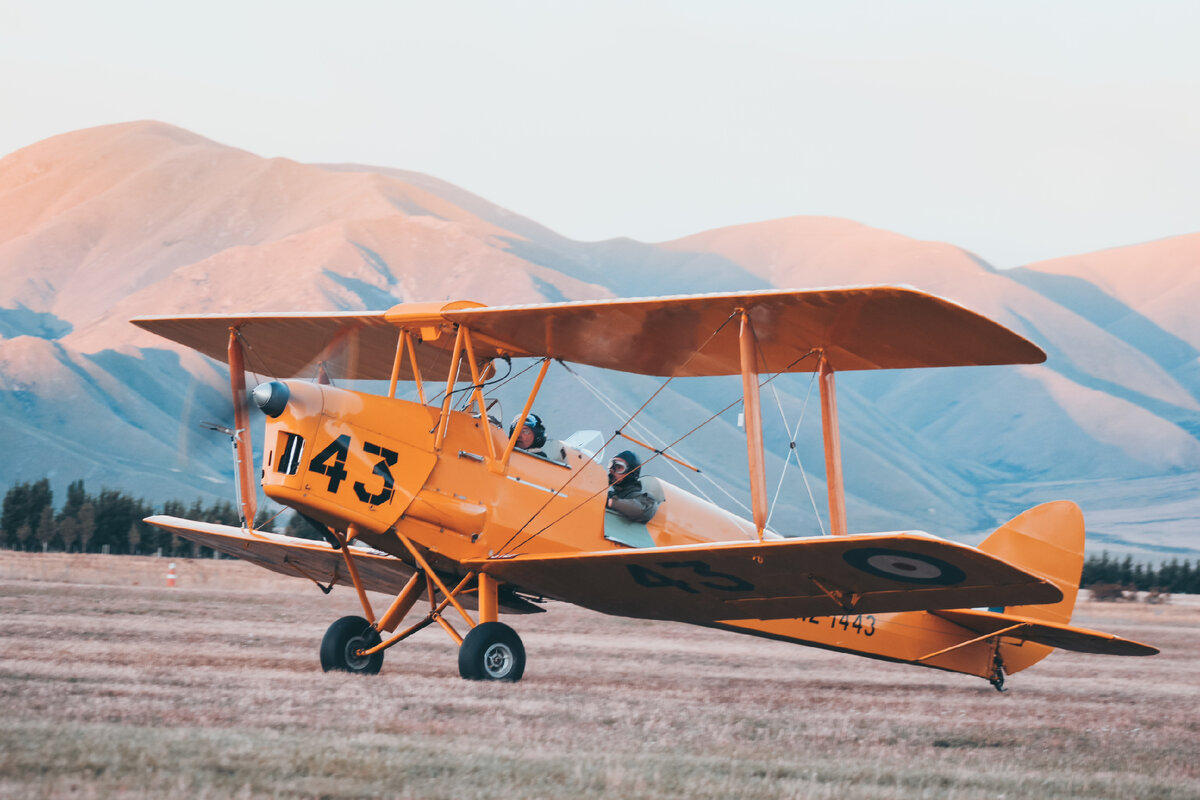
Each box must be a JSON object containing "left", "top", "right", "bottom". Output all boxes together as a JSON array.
[{"left": 843, "top": 548, "right": 966, "bottom": 586}]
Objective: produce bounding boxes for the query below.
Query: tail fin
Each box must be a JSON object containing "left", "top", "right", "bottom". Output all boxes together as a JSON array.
[
  {"left": 977, "top": 501, "right": 1084, "bottom": 625},
  {"left": 937, "top": 503, "right": 1154, "bottom": 684}
]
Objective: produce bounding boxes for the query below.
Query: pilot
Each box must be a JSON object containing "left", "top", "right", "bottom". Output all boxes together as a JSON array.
[
  {"left": 606, "top": 450, "right": 660, "bottom": 523},
  {"left": 510, "top": 412, "right": 548, "bottom": 455}
]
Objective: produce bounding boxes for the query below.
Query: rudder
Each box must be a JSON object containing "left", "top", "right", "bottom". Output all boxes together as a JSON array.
[{"left": 977, "top": 501, "right": 1084, "bottom": 625}]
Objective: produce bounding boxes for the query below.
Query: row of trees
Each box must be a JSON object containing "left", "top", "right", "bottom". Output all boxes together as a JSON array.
[
  {"left": 1080, "top": 552, "right": 1200, "bottom": 594},
  {"left": 0, "top": 479, "right": 304, "bottom": 557},
  {"left": 3, "top": 479, "right": 1199, "bottom": 593}
]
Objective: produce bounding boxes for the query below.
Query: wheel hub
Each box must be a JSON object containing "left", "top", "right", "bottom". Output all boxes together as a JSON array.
[
  {"left": 483, "top": 642, "right": 514, "bottom": 678},
  {"left": 345, "top": 636, "right": 372, "bottom": 670}
]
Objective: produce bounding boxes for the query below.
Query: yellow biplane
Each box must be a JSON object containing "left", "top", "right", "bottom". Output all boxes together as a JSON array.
[{"left": 134, "top": 287, "right": 1156, "bottom": 690}]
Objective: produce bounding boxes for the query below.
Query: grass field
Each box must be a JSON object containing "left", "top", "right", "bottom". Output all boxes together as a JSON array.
[{"left": 1, "top": 551, "right": 1197, "bottom": 799}]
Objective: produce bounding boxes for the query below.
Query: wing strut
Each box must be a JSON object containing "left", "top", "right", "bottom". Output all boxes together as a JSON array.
[
  {"left": 460, "top": 327, "right": 499, "bottom": 463},
  {"left": 434, "top": 326, "right": 467, "bottom": 449},
  {"left": 500, "top": 357, "right": 552, "bottom": 470},
  {"left": 819, "top": 354, "right": 847, "bottom": 536},
  {"left": 738, "top": 310, "right": 768, "bottom": 539},
  {"left": 227, "top": 328, "right": 257, "bottom": 528},
  {"left": 386, "top": 330, "right": 408, "bottom": 399}
]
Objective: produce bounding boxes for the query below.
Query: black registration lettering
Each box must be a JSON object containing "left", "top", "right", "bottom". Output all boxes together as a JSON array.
[
  {"left": 627, "top": 560, "right": 755, "bottom": 594},
  {"left": 657, "top": 560, "right": 755, "bottom": 592},
  {"left": 798, "top": 614, "right": 876, "bottom": 637},
  {"left": 354, "top": 441, "right": 398, "bottom": 505},
  {"left": 627, "top": 564, "right": 699, "bottom": 594},
  {"left": 276, "top": 432, "right": 305, "bottom": 475},
  {"left": 309, "top": 435, "right": 351, "bottom": 493}
]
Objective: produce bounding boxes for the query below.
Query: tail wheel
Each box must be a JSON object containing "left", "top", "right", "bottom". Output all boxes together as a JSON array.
[
  {"left": 989, "top": 649, "right": 1007, "bottom": 692},
  {"left": 320, "top": 615, "right": 384, "bottom": 674},
  {"left": 458, "top": 622, "right": 525, "bottom": 682}
]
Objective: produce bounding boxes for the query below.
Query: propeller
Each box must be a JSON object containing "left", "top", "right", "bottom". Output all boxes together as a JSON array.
[{"left": 221, "top": 325, "right": 365, "bottom": 529}]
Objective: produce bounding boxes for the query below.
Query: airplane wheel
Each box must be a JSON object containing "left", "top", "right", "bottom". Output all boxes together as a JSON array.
[
  {"left": 320, "top": 615, "right": 384, "bottom": 674},
  {"left": 458, "top": 622, "right": 525, "bottom": 682}
]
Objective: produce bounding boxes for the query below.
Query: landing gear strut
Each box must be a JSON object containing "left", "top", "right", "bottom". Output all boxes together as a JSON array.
[{"left": 317, "top": 530, "right": 527, "bottom": 682}]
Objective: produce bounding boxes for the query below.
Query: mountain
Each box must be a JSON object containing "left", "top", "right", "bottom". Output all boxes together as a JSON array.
[
  {"left": 1012, "top": 236, "right": 1200, "bottom": 398},
  {"left": 1, "top": 121, "right": 1197, "bottom": 560}
]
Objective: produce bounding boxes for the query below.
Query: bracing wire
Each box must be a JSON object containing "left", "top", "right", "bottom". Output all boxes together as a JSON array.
[
  {"left": 763, "top": 367, "right": 826, "bottom": 536},
  {"left": 427, "top": 355, "right": 540, "bottom": 409},
  {"left": 499, "top": 348, "right": 822, "bottom": 556},
  {"left": 453, "top": 356, "right": 515, "bottom": 411},
  {"left": 233, "top": 329, "right": 268, "bottom": 388},
  {"left": 489, "top": 309, "right": 739, "bottom": 561},
  {"left": 751, "top": 338, "right": 827, "bottom": 537},
  {"left": 563, "top": 364, "right": 751, "bottom": 514}
]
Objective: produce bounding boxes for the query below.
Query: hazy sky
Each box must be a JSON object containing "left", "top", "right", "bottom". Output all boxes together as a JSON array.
[{"left": 3, "top": 1, "right": 1197, "bottom": 267}]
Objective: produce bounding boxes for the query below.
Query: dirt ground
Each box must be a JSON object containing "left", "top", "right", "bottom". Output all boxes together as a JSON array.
[{"left": 1, "top": 551, "right": 1197, "bottom": 799}]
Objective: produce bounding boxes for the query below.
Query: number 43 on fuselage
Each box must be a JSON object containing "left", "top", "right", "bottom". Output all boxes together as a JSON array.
[{"left": 133, "top": 287, "right": 1157, "bottom": 690}]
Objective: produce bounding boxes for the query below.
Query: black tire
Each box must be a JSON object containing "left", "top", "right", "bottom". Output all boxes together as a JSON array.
[
  {"left": 320, "top": 615, "right": 384, "bottom": 674},
  {"left": 458, "top": 622, "right": 525, "bottom": 681}
]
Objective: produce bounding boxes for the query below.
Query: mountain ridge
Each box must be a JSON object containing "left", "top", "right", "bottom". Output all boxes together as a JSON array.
[{"left": 2, "top": 121, "right": 1198, "bottom": 559}]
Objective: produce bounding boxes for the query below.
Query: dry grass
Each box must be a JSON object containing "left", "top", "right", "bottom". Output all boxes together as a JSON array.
[{"left": 1, "top": 551, "right": 1197, "bottom": 799}]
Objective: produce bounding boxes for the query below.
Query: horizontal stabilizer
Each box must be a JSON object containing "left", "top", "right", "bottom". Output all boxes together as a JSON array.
[
  {"left": 470, "top": 532, "right": 1062, "bottom": 624},
  {"left": 934, "top": 609, "right": 1158, "bottom": 656},
  {"left": 144, "top": 516, "right": 543, "bottom": 614}
]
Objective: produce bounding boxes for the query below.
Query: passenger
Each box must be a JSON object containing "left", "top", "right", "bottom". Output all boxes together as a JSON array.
[{"left": 606, "top": 450, "right": 660, "bottom": 523}]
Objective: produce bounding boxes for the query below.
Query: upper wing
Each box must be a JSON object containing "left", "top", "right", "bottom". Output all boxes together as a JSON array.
[
  {"left": 129, "top": 303, "right": 487, "bottom": 381},
  {"left": 144, "top": 516, "right": 544, "bottom": 614},
  {"left": 446, "top": 286, "right": 1045, "bottom": 376},
  {"left": 131, "top": 287, "right": 1043, "bottom": 379},
  {"left": 933, "top": 609, "right": 1159, "bottom": 656},
  {"left": 467, "top": 533, "right": 1062, "bottom": 623}
]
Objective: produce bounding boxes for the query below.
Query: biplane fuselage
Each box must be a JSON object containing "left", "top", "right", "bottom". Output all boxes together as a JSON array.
[
  {"left": 263, "top": 382, "right": 758, "bottom": 568},
  {"left": 136, "top": 288, "right": 1157, "bottom": 689}
]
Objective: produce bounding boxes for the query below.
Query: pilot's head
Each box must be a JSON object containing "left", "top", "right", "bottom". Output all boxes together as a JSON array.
[
  {"left": 509, "top": 412, "right": 546, "bottom": 449},
  {"left": 608, "top": 450, "right": 640, "bottom": 486}
]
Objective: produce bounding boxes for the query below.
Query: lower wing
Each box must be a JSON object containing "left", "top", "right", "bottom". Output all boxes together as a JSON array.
[
  {"left": 144, "top": 516, "right": 545, "bottom": 613},
  {"left": 469, "top": 532, "right": 1063, "bottom": 623}
]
